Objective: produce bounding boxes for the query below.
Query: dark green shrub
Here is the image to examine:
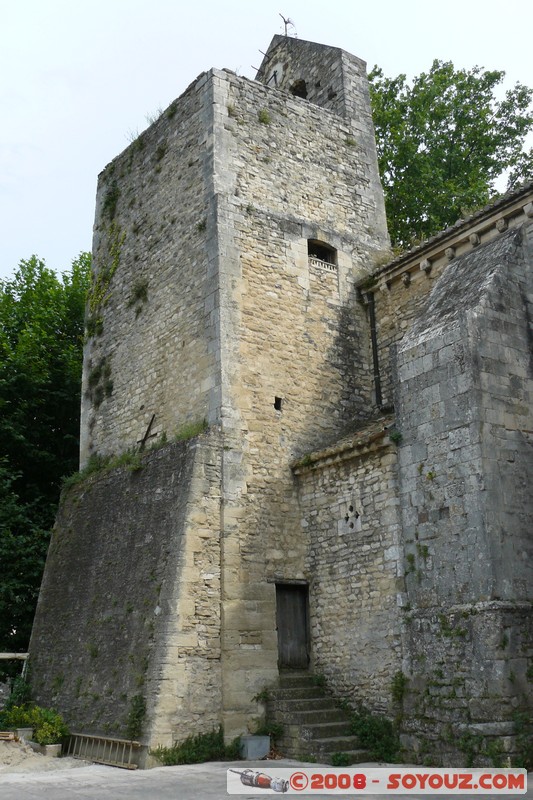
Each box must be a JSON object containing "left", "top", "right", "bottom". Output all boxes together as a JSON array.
[
  {"left": 351, "top": 705, "right": 399, "bottom": 762},
  {"left": 253, "top": 721, "right": 283, "bottom": 743},
  {"left": 331, "top": 752, "right": 351, "bottom": 766},
  {"left": 0, "top": 704, "right": 69, "bottom": 745},
  {"left": 4, "top": 676, "right": 32, "bottom": 710},
  {"left": 0, "top": 703, "right": 30, "bottom": 728}
]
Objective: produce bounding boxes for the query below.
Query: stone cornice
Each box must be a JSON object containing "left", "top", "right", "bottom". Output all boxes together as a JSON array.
[
  {"left": 358, "top": 181, "right": 533, "bottom": 294},
  {"left": 292, "top": 415, "right": 396, "bottom": 474}
]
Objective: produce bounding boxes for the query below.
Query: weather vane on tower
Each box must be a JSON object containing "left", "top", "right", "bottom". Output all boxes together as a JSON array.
[{"left": 279, "top": 13, "right": 297, "bottom": 37}]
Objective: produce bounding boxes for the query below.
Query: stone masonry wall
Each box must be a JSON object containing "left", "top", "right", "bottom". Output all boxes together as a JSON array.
[
  {"left": 476, "top": 225, "right": 533, "bottom": 602},
  {"left": 366, "top": 198, "right": 533, "bottom": 408},
  {"left": 35, "top": 40, "right": 391, "bottom": 746},
  {"left": 255, "top": 35, "right": 387, "bottom": 225},
  {"left": 208, "top": 54, "right": 390, "bottom": 735},
  {"left": 218, "top": 59, "right": 390, "bottom": 567},
  {"left": 393, "top": 228, "right": 533, "bottom": 765},
  {"left": 41, "top": 38, "right": 393, "bottom": 744},
  {"left": 29, "top": 432, "right": 223, "bottom": 751},
  {"left": 294, "top": 428, "right": 403, "bottom": 714},
  {"left": 256, "top": 35, "right": 366, "bottom": 121},
  {"left": 80, "top": 73, "right": 218, "bottom": 465}
]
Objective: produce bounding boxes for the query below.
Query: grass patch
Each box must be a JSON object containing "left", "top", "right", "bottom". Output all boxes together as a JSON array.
[
  {"left": 391, "top": 671, "right": 408, "bottom": 705},
  {"left": 155, "top": 142, "right": 167, "bottom": 162},
  {"left": 85, "top": 315, "right": 104, "bottom": 338},
  {"left": 61, "top": 448, "right": 143, "bottom": 490},
  {"left": 62, "top": 423, "right": 207, "bottom": 490},
  {"left": 174, "top": 419, "right": 208, "bottom": 441}
]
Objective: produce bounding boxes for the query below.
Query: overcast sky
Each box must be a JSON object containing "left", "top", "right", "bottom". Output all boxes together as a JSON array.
[{"left": 1, "top": 0, "right": 532, "bottom": 281}]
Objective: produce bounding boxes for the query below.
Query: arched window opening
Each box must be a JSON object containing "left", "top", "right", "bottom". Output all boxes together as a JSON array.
[
  {"left": 308, "top": 239, "right": 337, "bottom": 265},
  {"left": 290, "top": 79, "right": 308, "bottom": 99}
]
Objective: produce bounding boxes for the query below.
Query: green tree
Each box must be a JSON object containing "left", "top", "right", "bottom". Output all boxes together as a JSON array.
[
  {"left": 369, "top": 61, "right": 533, "bottom": 248},
  {"left": 0, "top": 254, "right": 90, "bottom": 658}
]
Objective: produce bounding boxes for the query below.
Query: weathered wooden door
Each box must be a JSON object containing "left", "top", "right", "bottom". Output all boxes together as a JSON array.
[{"left": 276, "top": 584, "right": 309, "bottom": 669}]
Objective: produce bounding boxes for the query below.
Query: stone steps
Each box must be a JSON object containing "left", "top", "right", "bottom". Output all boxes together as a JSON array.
[
  {"left": 288, "top": 708, "right": 348, "bottom": 724},
  {"left": 301, "top": 721, "right": 354, "bottom": 740},
  {"left": 313, "top": 738, "right": 371, "bottom": 763},
  {"left": 275, "top": 671, "right": 318, "bottom": 688},
  {"left": 267, "top": 671, "right": 371, "bottom": 765},
  {"left": 276, "top": 685, "right": 327, "bottom": 700},
  {"left": 275, "top": 696, "right": 334, "bottom": 712}
]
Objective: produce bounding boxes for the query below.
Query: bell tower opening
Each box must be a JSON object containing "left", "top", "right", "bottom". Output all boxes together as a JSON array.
[
  {"left": 289, "top": 79, "right": 308, "bottom": 99},
  {"left": 307, "top": 239, "right": 337, "bottom": 265}
]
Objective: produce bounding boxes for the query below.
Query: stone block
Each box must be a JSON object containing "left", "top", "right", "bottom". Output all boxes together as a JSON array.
[{"left": 240, "top": 735, "right": 270, "bottom": 760}]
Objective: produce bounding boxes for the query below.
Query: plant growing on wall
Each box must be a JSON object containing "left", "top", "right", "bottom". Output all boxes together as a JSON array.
[
  {"left": 87, "top": 222, "right": 125, "bottom": 318},
  {"left": 86, "top": 354, "right": 113, "bottom": 408},
  {"left": 125, "top": 694, "right": 146, "bottom": 740},
  {"left": 127, "top": 278, "right": 149, "bottom": 317},
  {"left": 102, "top": 181, "right": 120, "bottom": 221}
]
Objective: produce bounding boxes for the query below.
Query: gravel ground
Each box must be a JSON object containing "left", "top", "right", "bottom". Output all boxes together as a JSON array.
[{"left": 0, "top": 739, "right": 92, "bottom": 774}]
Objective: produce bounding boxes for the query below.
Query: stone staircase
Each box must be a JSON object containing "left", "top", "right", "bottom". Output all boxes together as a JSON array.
[{"left": 267, "top": 671, "right": 371, "bottom": 764}]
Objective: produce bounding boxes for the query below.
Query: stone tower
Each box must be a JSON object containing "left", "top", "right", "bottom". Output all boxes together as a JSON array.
[{"left": 29, "top": 35, "right": 388, "bottom": 752}]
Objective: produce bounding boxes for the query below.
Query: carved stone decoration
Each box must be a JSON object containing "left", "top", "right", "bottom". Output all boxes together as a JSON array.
[
  {"left": 469, "top": 233, "right": 481, "bottom": 246},
  {"left": 496, "top": 218, "right": 508, "bottom": 232},
  {"left": 420, "top": 258, "right": 432, "bottom": 274}
]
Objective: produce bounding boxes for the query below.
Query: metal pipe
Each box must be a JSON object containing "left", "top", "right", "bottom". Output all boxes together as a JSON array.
[{"left": 367, "top": 291, "right": 383, "bottom": 409}]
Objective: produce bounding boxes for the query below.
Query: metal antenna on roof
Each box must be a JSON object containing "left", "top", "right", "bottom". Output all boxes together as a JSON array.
[{"left": 279, "top": 13, "right": 297, "bottom": 37}]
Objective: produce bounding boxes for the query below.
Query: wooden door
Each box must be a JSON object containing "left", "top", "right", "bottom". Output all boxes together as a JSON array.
[{"left": 276, "top": 584, "right": 309, "bottom": 669}]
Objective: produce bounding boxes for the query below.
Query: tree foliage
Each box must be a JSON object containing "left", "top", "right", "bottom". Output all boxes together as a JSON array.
[
  {"left": 369, "top": 61, "right": 533, "bottom": 248},
  {"left": 0, "top": 254, "right": 90, "bottom": 658}
]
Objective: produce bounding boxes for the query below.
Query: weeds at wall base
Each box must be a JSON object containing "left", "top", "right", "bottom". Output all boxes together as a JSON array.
[
  {"left": 150, "top": 726, "right": 241, "bottom": 765},
  {"left": 350, "top": 705, "right": 399, "bottom": 762}
]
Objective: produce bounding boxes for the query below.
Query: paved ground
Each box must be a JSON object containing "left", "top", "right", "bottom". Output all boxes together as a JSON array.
[{"left": 0, "top": 759, "right": 530, "bottom": 800}]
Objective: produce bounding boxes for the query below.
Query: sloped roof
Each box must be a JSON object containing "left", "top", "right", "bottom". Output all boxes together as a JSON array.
[
  {"left": 402, "top": 226, "right": 523, "bottom": 347},
  {"left": 292, "top": 414, "right": 396, "bottom": 473}
]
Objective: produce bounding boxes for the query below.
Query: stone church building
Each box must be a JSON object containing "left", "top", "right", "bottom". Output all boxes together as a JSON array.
[{"left": 29, "top": 35, "right": 533, "bottom": 766}]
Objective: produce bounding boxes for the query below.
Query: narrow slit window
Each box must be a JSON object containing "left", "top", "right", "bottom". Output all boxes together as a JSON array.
[{"left": 274, "top": 397, "right": 282, "bottom": 411}]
